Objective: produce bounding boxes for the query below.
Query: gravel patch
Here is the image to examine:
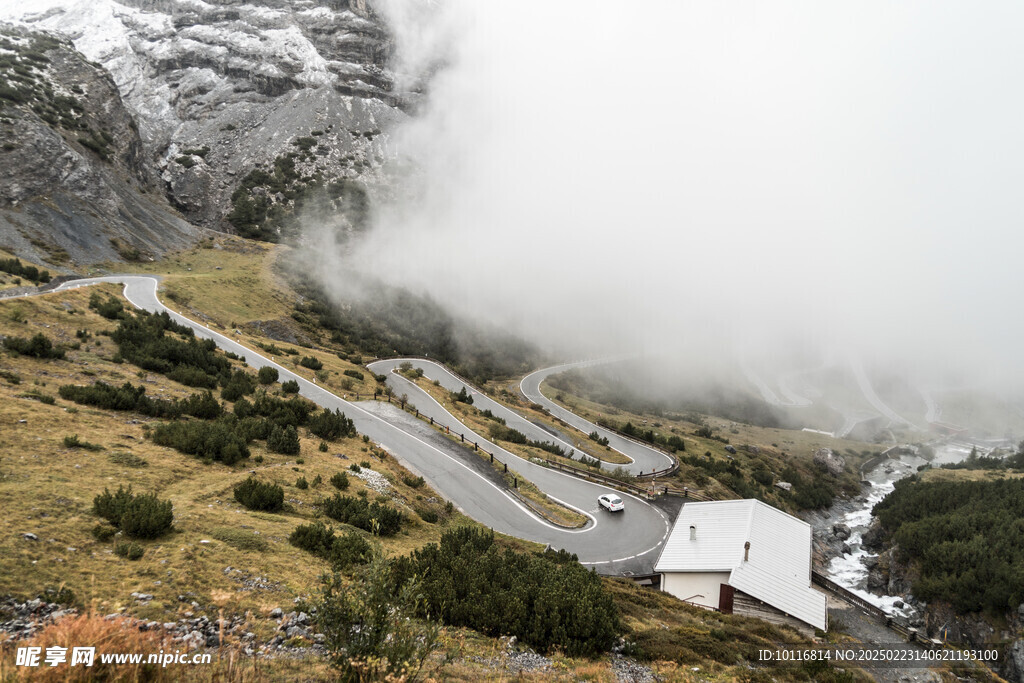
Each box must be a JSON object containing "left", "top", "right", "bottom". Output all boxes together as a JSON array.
[{"left": 352, "top": 467, "right": 391, "bottom": 496}]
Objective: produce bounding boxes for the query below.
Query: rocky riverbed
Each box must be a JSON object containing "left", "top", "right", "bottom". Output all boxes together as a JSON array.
[{"left": 808, "top": 443, "right": 973, "bottom": 624}]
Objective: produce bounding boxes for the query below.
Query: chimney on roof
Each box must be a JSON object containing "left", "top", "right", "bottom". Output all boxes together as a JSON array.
[
  {"left": 689, "top": 525, "right": 696, "bottom": 541},
  {"left": 744, "top": 541, "right": 750, "bottom": 562}
]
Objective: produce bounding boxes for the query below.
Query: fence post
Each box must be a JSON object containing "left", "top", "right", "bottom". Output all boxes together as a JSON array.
[
  {"left": 490, "top": 453, "right": 493, "bottom": 463},
  {"left": 430, "top": 416, "right": 434, "bottom": 425},
  {"left": 460, "top": 433, "right": 464, "bottom": 442},
  {"left": 504, "top": 463, "right": 508, "bottom": 473},
  {"left": 474, "top": 442, "right": 478, "bottom": 451},
  {"left": 514, "top": 476, "right": 518, "bottom": 488},
  {"left": 415, "top": 409, "right": 419, "bottom": 418},
  {"left": 446, "top": 426, "right": 449, "bottom": 434}
]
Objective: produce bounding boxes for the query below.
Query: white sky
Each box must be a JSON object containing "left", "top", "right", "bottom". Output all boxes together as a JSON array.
[{"left": 358, "top": 0, "right": 1024, "bottom": 389}]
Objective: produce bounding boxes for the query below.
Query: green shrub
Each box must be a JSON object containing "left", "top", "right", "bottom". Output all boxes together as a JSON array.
[
  {"left": 416, "top": 508, "right": 438, "bottom": 523},
  {"left": 321, "top": 494, "right": 403, "bottom": 536},
  {"left": 220, "top": 370, "right": 256, "bottom": 401},
  {"left": 342, "top": 369, "right": 363, "bottom": 381},
  {"left": 290, "top": 522, "right": 372, "bottom": 570},
  {"left": 0, "top": 257, "right": 50, "bottom": 284},
  {"left": 872, "top": 476, "right": 1024, "bottom": 613},
  {"left": 64, "top": 434, "right": 103, "bottom": 451},
  {"left": 111, "top": 312, "right": 229, "bottom": 387},
  {"left": 114, "top": 541, "right": 144, "bottom": 560},
  {"left": 120, "top": 494, "right": 174, "bottom": 539},
  {"left": 308, "top": 408, "right": 355, "bottom": 441},
  {"left": 150, "top": 419, "right": 250, "bottom": 464},
  {"left": 330, "top": 472, "right": 349, "bottom": 490},
  {"left": 257, "top": 366, "right": 279, "bottom": 384},
  {"left": 93, "top": 486, "right": 173, "bottom": 539},
  {"left": 91, "top": 524, "right": 116, "bottom": 541},
  {"left": 299, "top": 355, "right": 323, "bottom": 370},
  {"left": 451, "top": 386, "right": 473, "bottom": 405},
  {"left": 281, "top": 379, "right": 300, "bottom": 394},
  {"left": 389, "top": 526, "right": 619, "bottom": 656},
  {"left": 315, "top": 551, "right": 438, "bottom": 682},
  {"left": 3, "top": 333, "right": 65, "bottom": 359},
  {"left": 296, "top": 476, "right": 309, "bottom": 490},
  {"left": 267, "top": 424, "right": 300, "bottom": 455},
  {"left": 233, "top": 477, "right": 284, "bottom": 512},
  {"left": 402, "top": 475, "right": 425, "bottom": 489},
  {"left": 88, "top": 292, "right": 125, "bottom": 320}
]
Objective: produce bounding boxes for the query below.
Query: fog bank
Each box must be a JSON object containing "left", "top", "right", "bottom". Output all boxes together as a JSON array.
[{"left": 341, "top": 2, "right": 1024, "bottom": 392}]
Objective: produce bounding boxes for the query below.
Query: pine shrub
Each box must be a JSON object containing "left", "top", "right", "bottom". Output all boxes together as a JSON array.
[
  {"left": 321, "top": 494, "right": 403, "bottom": 536},
  {"left": 93, "top": 486, "right": 173, "bottom": 539},
  {"left": 267, "top": 424, "right": 300, "bottom": 455},
  {"left": 233, "top": 477, "right": 284, "bottom": 512}
]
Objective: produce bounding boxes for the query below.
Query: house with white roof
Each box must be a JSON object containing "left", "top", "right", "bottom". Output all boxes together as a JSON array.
[{"left": 654, "top": 499, "right": 827, "bottom": 635}]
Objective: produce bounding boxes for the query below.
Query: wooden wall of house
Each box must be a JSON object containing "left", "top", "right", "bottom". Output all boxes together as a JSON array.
[{"left": 733, "top": 590, "right": 815, "bottom": 638}]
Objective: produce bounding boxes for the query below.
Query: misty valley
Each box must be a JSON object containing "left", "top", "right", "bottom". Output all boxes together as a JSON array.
[{"left": 1, "top": 1, "right": 1023, "bottom": 682}]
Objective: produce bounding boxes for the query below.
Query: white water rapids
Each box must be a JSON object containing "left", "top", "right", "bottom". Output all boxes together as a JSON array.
[{"left": 825, "top": 443, "right": 975, "bottom": 617}]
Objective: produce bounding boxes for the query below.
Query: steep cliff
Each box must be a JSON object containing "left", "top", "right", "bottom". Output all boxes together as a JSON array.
[
  {"left": 16, "top": 0, "right": 410, "bottom": 237},
  {"left": 0, "top": 24, "right": 198, "bottom": 267}
]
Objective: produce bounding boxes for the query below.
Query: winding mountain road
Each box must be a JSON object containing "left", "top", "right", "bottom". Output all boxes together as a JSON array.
[
  {"left": 17, "top": 276, "right": 674, "bottom": 574},
  {"left": 520, "top": 362, "right": 676, "bottom": 475}
]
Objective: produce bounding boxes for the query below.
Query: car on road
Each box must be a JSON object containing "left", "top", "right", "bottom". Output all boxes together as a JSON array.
[{"left": 598, "top": 494, "right": 624, "bottom": 512}]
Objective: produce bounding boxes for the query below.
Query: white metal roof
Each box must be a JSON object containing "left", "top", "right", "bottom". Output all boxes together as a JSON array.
[{"left": 654, "top": 499, "right": 827, "bottom": 631}]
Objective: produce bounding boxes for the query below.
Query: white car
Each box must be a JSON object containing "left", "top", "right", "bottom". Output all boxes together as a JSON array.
[{"left": 598, "top": 494, "right": 624, "bottom": 512}]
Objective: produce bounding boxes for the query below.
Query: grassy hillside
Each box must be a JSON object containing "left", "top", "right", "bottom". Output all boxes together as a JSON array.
[
  {"left": 0, "top": 284, "right": 467, "bottom": 619},
  {"left": 0, "top": 253, "right": 874, "bottom": 681}
]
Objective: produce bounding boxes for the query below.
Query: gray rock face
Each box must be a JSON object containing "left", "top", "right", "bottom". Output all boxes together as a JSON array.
[
  {"left": 17, "top": 0, "right": 411, "bottom": 232},
  {"left": 0, "top": 24, "right": 198, "bottom": 266},
  {"left": 1008, "top": 639, "right": 1024, "bottom": 683},
  {"left": 813, "top": 448, "right": 847, "bottom": 476}
]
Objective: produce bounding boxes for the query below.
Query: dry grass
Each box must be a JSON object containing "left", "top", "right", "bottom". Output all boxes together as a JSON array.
[
  {"left": 119, "top": 236, "right": 292, "bottom": 329},
  {"left": 0, "top": 285, "right": 476, "bottom": 621}
]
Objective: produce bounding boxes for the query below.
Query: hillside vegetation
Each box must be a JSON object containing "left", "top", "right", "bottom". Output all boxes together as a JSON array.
[
  {"left": 873, "top": 464, "right": 1024, "bottom": 615},
  {"left": 539, "top": 371, "right": 876, "bottom": 512}
]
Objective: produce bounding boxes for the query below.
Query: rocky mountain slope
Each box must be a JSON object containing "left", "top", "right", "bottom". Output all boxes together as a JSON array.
[
  {"left": 0, "top": 24, "right": 199, "bottom": 267},
  {"left": 15, "top": 0, "right": 410, "bottom": 240}
]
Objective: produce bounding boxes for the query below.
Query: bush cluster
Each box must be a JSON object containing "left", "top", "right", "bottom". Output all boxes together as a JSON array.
[
  {"left": 289, "top": 521, "right": 371, "bottom": 570},
  {"left": 93, "top": 485, "right": 173, "bottom": 539},
  {"left": 59, "top": 381, "right": 222, "bottom": 420},
  {"left": 257, "top": 366, "right": 278, "bottom": 385},
  {"left": 111, "top": 312, "right": 230, "bottom": 388},
  {"left": 308, "top": 408, "right": 356, "bottom": 441},
  {"left": 330, "top": 472, "right": 349, "bottom": 490},
  {"left": 488, "top": 424, "right": 566, "bottom": 456},
  {"left": 267, "top": 424, "right": 301, "bottom": 455},
  {"left": 873, "top": 475, "right": 1024, "bottom": 613},
  {"left": 150, "top": 419, "right": 249, "bottom": 464},
  {"left": 0, "top": 257, "right": 50, "bottom": 283},
  {"left": 233, "top": 477, "right": 284, "bottom": 512},
  {"left": 321, "top": 494, "right": 403, "bottom": 536},
  {"left": 220, "top": 369, "right": 256, "bottom": 401},
  {"left": 114, "top": 541, "right": 145, "bottom": 560},
  {"left": 390, "top": 527, "right": 619, "bottom": 656},
  {"left": 88, "top": 292, "right": 126, "bottom": 320},
  {"left": 3, "top": 333, "right": 65, "bottom": 359}
]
